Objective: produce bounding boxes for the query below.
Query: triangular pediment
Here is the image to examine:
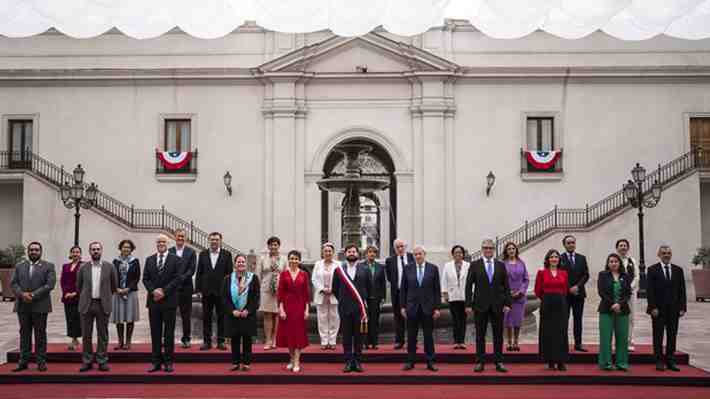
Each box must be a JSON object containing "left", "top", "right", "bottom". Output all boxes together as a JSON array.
[{"left": 256, "top": 32, "right": 459, "bottom": 74}]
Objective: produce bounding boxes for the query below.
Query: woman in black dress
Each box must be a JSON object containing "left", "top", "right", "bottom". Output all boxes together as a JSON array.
[{"left": 223, "top": 253, "right": 260, "bottom": 371}]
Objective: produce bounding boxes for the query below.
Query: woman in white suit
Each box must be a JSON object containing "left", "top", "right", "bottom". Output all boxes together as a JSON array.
[
  {"left": 311, "top": 242, "right": 339, "bottom": 350},
  {"left": 615, "top": 239, "right": 638, "bottom": 351},
  {"left": 441, "top": 245, "right": 470, "bottom": 349}
]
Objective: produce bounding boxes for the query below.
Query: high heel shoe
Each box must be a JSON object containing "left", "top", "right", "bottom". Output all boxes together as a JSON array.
[{"left": 293, "top": 365, "right": 301, "bottom": 373}]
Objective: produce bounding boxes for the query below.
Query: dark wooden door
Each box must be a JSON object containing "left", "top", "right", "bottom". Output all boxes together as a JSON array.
[{"left": 8, "top": 120, "right": 32, "bottom": 169}]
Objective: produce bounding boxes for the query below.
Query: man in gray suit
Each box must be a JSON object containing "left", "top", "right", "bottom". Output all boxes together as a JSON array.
[
  {"left": 11, "top": 241, "right": 56, "bottom": 372},
  {"left": 77, "top": 241, "right": 118, "bottom": 372}
]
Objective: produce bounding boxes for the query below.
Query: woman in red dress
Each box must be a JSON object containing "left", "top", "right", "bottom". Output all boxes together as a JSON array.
[
  {"left": 276, "top": 250, "right": 310, "bottom": 373},
  {"left": 534, "top": 249, "right": 570, "bottom": 371}
]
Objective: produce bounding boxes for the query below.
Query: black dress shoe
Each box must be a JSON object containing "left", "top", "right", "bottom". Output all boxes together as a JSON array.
[
  {"left": 474, "top": 362, "right": 485, "bottom": 372},
  {"left": 37, "top": 363, "right": 48, "bottom": 372},
  {"left": 495, "top": 363, "right": 508, "bottom": 373},
  {"left": 667, "top": 362, "right": 681, "bottom": 372},
  {"left": 12, "top": 364, "right": 28, "bottom": 372},
  {"left": 231, "top": 364, "right": 241, "bottom": 371},
  {"left": 557, "top": 363, "right": 567, "bottom": 371},
  {"left": 343, "top": 363, "right": 353, "bottom": 373},
  {"left": 148, "top": 364, "right": 162, "bottom": 373},
  {"left": 352, "top": 361, "right": 363, "bottom": 373},
  {"left": 200, "top": 343, "right": 211, "bottom": 351},
  {"left": 402, "top": 362, "right": 414, "bottom": 371},
  {"left": 394, "top": 343, "right": 404, "bottom": 350},
  {"left": 656, "top": 362, "right": 666, "bottom": 371},
  {"left": 574, "top": 346, "right": 588, "bottom": 352},
  {"left": 98, "top": 364, "right": 110, "bottom": 372},
  {"left": 426, "top": 362, "right": 438, "bottom": 372},
  {"left": 164, "top": 364, "right": 174, "bottom": 373},
  {"left": 79, "top": 363, "right": 93, "bottom": 372},
  {"left": 372, "top": 345, "right": 378, "bottom": 350},
  {"left": 217, "top": 343, "right": 227, "bottom": 351},
  {"left": 181, "top": 341, "right": 191, "bottom": 349}
]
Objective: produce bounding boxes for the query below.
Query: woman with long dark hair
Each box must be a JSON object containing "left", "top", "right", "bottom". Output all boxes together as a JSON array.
[{"left": 534, "top": 249, "right": 569, "bottom": 371}]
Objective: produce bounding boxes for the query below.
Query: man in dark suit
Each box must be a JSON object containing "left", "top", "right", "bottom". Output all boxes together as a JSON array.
[
  {"left": 646, "top": 244, "right": 687, "bottom": 372},
  {"left": 195, "top": 232, "right": 233, "bottom": 350},
  {"left": 362, "top": 245, "right": 386, "bottom": 349},
  {"left": 77, "top": 242, "right": 118, "bottom": 372},
  {"left": 332, "top": 244, "right": 372, "bottom": 372},
  {"left": 559, "top": 235, "right": 590, "bottom": 351},
  {"left": 143, "top": 234, "right": 183, "bottom": 373},
  {"left": 400, "top": 246, "right": 441, "bottom": 372},
  {"left": 169, "top": 228, "right": 197, "bottom": 348},
  {"left": 385, "top": 238, "right": 415, "bottom": 349},
  {"left": 465, "top": 239, "right": 512, "bottom": 373},
  {"left": 11, "top": 242, "right": 56, "bottom": 372}
]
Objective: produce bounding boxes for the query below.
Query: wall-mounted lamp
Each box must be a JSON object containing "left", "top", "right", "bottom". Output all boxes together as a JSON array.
[
  {"left": 223, "top": 171, "right": 232, "bottom": 196},
  {"left": 486, "top": 171, "right": 496, "bottom": 196}
]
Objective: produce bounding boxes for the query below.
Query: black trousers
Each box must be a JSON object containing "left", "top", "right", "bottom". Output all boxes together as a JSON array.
[
  {"left": 366, "top": 298, "right": 382, "bottom": 347},
  {"left": 341, "top": 311, "right": 363, "bottom": 363},
  {"left": 652, "top": 312, "right": 680, "bottom": 364},
  {"left": 406, "top": 307, "right": 434, "bottom": 363},
  {"left": 474, "top": 307, "right": 504, "bottom": 363},
  {"left": 392, "top": 290, "right": 406, "bottom": 344},
  {"left": 231, "top": 334, "right": 253, "bottom": 365},
  {"left": 202, "top": 294, "right": 225, "bottom": 344},
  {"left": 64, "top": 302, "right": 82, "bottom": 338},
  {"left": 17, "top": 312, "right": 48, "bottom": 365},
  {"left": 149, "top": 307, "right": 176, "bottom": 366},
  {"left": 449, "top": 301, "right": 466, "bottom": 345},
  {"left": 568, "top": 295, "right": 585, "bottom": 347},
  {"left": 178, "top": 288, "right": 193, "bottom": 343}
]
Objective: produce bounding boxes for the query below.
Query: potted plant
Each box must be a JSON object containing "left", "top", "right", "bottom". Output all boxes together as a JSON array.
[
  {"left": 691, "top": 247, "right": 710, "bottom": 302},
  {"left": 0, "top": 244, "right": 25, "bottom": 301}
]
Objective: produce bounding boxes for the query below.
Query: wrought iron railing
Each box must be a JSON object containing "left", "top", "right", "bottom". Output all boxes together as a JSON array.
[
  {"left": 471, "top": 148, "right": 702, "bottom": 260},
  {"left": 0, "top": 150, "right": 237, "bottom": 254}
]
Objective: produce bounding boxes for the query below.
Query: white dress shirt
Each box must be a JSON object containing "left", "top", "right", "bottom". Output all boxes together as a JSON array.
[
  {"left": 29, "top": 260, "right": 40, "bottom": 278},
  {"left": 397, "top": 254, "right": 406, "bottom": 289},
  {"left": 91, "top": 261, "right": 102, "bottom": 299},
  {"left": 661, "top": 262, "right": 673, "bottom": 280},
  {"left": 209, "top": 250, "right": 219, "bottom": 269},
  {"left": 175, "top": 246, "right": 184, "bottom": 258},
  {"left": 346, "top": 262, "right": 357, "bottom": 280}
]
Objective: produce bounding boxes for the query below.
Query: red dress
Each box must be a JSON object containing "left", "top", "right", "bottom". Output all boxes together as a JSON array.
[{"left": 276, "top": 269, "right": 310, "bottom": 349}]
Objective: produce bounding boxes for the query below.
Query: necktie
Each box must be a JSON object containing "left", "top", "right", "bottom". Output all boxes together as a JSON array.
[
  {"left": 486, "top": 260, "right": 493, "bottom": 283},
  {"left": 158, "top": 255, "right": 165, "bottom": 274},
  {"left": 417, "top": 265, "right": 423, "bottom": 285},
  {"left": 664, "top": 264, "right": 670, "bottom": 280}
]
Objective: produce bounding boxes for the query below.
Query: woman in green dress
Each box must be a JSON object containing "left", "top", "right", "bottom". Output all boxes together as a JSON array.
[{"left": 597, "top": 253, "right": 632, "bottom": 371}]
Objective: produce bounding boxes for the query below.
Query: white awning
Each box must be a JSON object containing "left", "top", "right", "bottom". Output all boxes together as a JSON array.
[{"left": 0, "top": 0, "right": 709, "bottom": 40}]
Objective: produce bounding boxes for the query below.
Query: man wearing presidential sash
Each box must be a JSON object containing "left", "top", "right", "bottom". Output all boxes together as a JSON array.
[{"left": 332, "top": 244, "right": 372, "bottom": 373}]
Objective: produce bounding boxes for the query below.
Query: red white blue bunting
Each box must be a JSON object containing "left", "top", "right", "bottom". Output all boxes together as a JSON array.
[
  {"left": 157, "top": 150, "right": 192, "bottom": 170},
  {"left": 525, "top": 150, "right": 560, "bottom": 170}
]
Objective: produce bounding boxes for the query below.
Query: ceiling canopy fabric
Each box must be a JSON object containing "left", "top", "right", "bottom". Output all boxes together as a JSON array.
[{"left": 0, "top": 0, "right": 709, "bottom": 40}]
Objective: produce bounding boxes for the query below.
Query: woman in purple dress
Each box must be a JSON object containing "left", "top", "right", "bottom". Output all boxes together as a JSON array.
[
  {"left": 501, "top": 242, "right": 529, "bottom": 352},
  {"left": 60, "top": 246, "right": 83, "bottom": 351}
]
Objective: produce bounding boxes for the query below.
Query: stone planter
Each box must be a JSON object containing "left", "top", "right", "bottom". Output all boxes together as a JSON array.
[
  {"left": 691, "top": 268, "right": 710, "bottom": 301},
  {"left": 0, "top": 267, "right": 15, "bottom": 301}
]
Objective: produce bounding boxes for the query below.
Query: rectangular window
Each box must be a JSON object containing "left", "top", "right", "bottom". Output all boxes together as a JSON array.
[
  {"left": 526, "top": 117, "right": 554, "bottom": 151},
  {"left": 8, "top": 119, "right": 33, "bottom": 168},
  {"left": 164, "top": 119, "right": 191, "bottom": 152}
]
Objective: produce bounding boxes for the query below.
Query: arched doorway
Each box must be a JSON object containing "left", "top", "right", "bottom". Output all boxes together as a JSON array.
[{"left": 321, "top": 138, "right": 396, "bottom": 255}]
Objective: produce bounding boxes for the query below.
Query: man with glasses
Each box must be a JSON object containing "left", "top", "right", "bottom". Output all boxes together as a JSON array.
[
  {"left": 559, "top": 235, "right": 590, "bottom": 352},
  {"left": 465, "top": 239, "right": 512, "bottom": 373},
  {"left": 646, "top": 245, "right": 687, "bottom": 371}
]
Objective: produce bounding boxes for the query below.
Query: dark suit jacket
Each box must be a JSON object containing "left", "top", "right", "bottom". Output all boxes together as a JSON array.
[
  {"left": 363, "top": 261, "right": 387, "bottom": 302},
  {"left": 143, "top": 252, "right": 183, "bottom": 310},
  {"left": 464, "top": 258, "right": 512, "bottom": 312},
  {"left": 385, "top": 253, "right": 414, "bottom": 303},
  {"left": 559, "top": 252, "right": 590, "bottom": 298},
  {"left": 112, "top": 258, "right": 141, "bottom": 291},
  {"left": 169, "top": 246, "right": 197, "bottom": 291},
  {"left": 11, "top": 260, "right": 56, "bottom": 314},
  {"left": 222, "top": 273, "right": 261, "bottom": 337},
  {"left": 646, "top": 263, "right": 687, "bottom": 316},
  {"left": 333, "top": 263, "right": 372, "bottom": 318},
  {"left": 195, "top": 249, "right": 233, "bottom": 297},
  {"left": 400, "top": 262, "right": 441, "bottom": 316},
  {"left": 77, "top": 261, "right": 118, "bottom": 315},
  {"left": 597, "top": 271, "right": 632, "bottom": 315}
]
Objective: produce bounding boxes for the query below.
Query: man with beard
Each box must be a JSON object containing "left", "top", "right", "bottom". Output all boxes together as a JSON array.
[
  {"left": 332, "top": 244, "right": 371, "bottom": 372},
  {"left": 77, "top": 242, "right": 118, "bottom": 372},
  {"left": 11, "top": 241, "right": 56, "bottom": 372}
]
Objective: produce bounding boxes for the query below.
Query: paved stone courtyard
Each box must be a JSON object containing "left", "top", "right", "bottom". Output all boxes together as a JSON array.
[{"left": 1, "top": 283, "right": 708, "bottom": 371}]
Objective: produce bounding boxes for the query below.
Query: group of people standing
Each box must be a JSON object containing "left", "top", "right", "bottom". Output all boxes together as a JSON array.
[{"left": 10, "top": 233, "right": 688, "bottom": 374}]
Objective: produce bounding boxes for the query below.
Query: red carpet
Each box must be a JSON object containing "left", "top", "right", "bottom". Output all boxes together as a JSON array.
[{"left": 0, "top": 384, "right": 709, "bottom": 399}]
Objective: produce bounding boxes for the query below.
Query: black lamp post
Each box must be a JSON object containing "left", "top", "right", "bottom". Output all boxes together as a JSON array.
[
  {"left": 622, "top": 163, "right": 663, "bottom": 299},
  {"left": 60, "top": 164, "right": 98, "bottom": 246}
]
